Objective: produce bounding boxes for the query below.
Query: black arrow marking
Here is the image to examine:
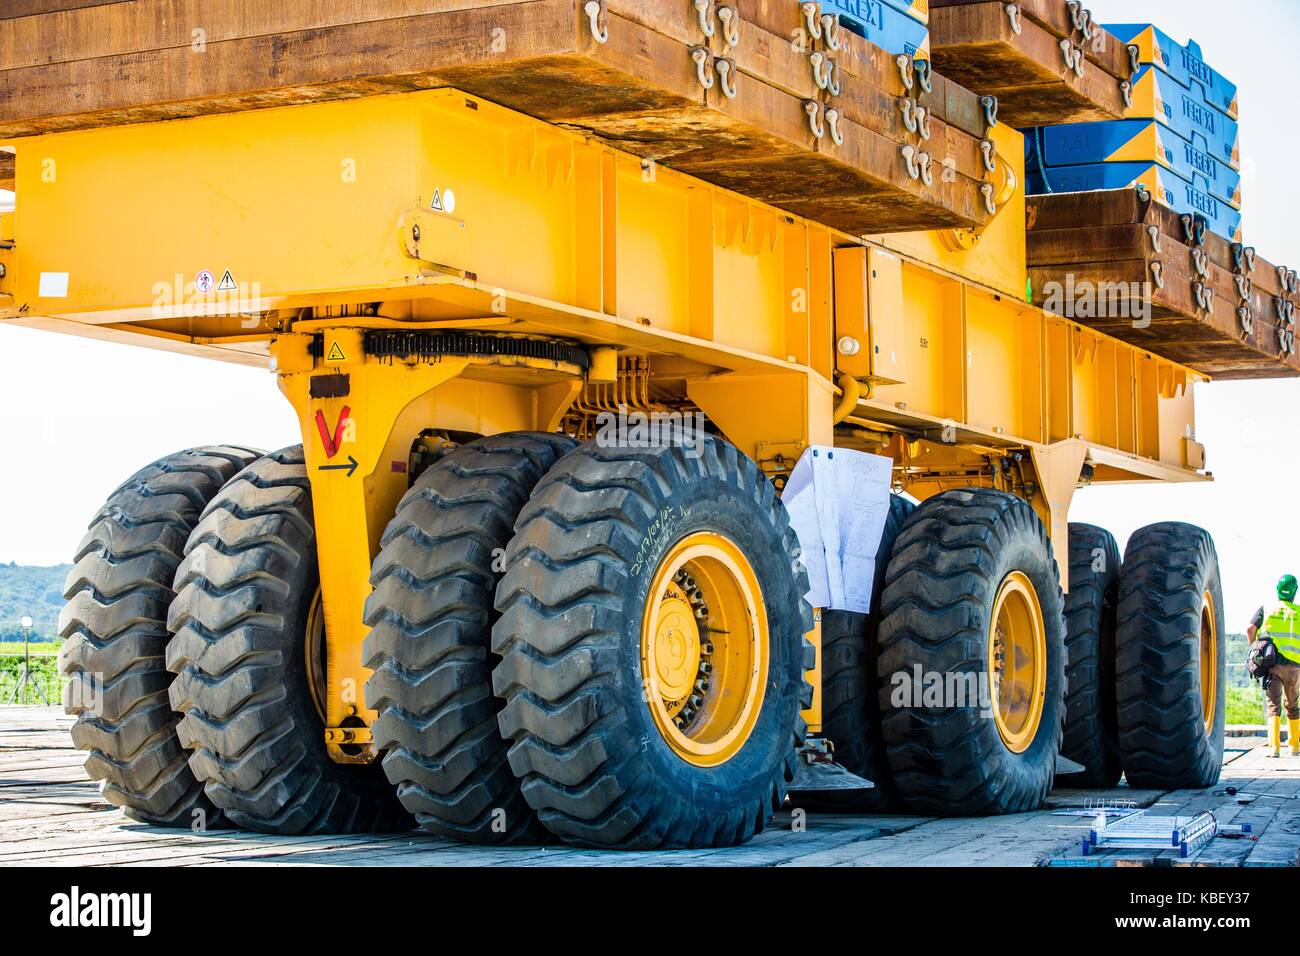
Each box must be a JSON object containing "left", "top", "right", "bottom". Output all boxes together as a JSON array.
[{"left": 318, "top": 455, "right": 358, "bottom": 478}]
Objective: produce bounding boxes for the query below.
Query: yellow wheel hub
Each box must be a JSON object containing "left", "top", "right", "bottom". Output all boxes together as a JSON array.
[
  {"left": 988, "top": 570, "right": 1047, "bottom": 754},
  {"left": 640, "top": 531, "right": 768, "bottom": 767},
  {"left": 652, "top": 586, "right": 702, "bottom": 714},
  {"left": 1200, "top": 589, "right": 1217, "bottom": 736}
]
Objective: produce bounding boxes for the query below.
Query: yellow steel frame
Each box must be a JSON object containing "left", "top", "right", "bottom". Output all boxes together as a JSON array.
[{"left": 0, "top": 88, "right": 1208, "bottom": 752}]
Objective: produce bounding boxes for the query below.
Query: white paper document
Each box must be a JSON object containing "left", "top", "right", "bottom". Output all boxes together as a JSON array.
[{"left": 781, "top": 446, "right": 893, "bottom": 613}]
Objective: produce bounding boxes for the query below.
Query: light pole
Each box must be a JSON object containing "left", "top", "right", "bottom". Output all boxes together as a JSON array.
[{"left": 5, "top": 614, "right": 47, "bottom": 705}]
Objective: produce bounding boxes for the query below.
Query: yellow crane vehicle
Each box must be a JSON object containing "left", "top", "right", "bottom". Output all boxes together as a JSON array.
[{"left": 0, "top": 0, "right": 1269, "bottom": 849}]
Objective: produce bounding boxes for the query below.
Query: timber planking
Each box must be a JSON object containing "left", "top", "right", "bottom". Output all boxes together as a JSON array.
[{"left": 1, "top": 707, "right": 1294, "bottom": 867}]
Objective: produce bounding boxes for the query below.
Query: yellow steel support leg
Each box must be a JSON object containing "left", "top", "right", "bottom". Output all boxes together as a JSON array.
[
  {"left": 272, "top": 330, "right": 583, "bottom": 763},
  {"left": 275, "top": 334, "right": 470, "bottom": 762},
  {"left": 1028, "top": 439, "right": 1088, "bottom": 589}
]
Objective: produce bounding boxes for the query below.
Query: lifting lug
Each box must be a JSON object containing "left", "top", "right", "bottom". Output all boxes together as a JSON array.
[
  {"left": 914, "top": 103, "right": 931, "bottom": 140},
  {"left": 1235, "top": 274, "right": 1252, "bottom": 301},
  {"left": 1059, "top": 40, "right": 1085, "bottom": 77},
  {"left": 691, "top": 46, "right": 714, "bottom": 90},
  {"left": 1191, "top": 247, "right": 1209, "bottom": 278},
  {"left": 1065, "top": 2, "right": 1093, "bottom": 41},
  {"left": 693, "top": 0, "right": 715, "bottom": 37},
  {"left": 825, "top": 56, "right": 841, "bottom": 95},
  {"left": 901, "top": 143, "right": 920, "bottom": 179},
  {"left": 900, "top": 96, "right": 918, "bottom": 133},
  {"left": 1232, "top": 243, "right": 1257, "bottom": 274},
  {"left": 824, "top": 106, "right": 844, "bottom": 145},
  {"left": 820, "top": 13, "right": 840, "bottom": 50},
  {"left": 805, "top": 100, "right": 826, "bottom": 139},
  {"left": 1127, "top": 43, "right": 1141, "bottom": 78},
  {"left": 714, "top": 57, "right": 737, "bottom": 98},
  {"left": 896, "top": 54, "right": 914, "bottom": 91},
  {"left": 717, "top": 4, "right": 740, "bottom": 47},
  {"left": 1005, "top": 3, "right": 1022, "bottom": 35},
  {"left": 1238, "top": 304, "right": 1254, "bottom": 337},
  {"left": 1121, "top": 79, "right": 1132, "bottom": 108},
  {"left": 1276, "top": 296, "right": 1296, "bottom": 324},
  {"left": 980, "top": 139, "right": 998, "bottom": 173},
  {"left": 980, "top": 94, "right": 999, "bottom": 130},
  {"left": 917, "top": 149, "right": 933, "bottom": 186},
  {"left": 810, "top": 51, "right": 829, "bottom": 90},
  {"left": 1193, "top": 281, "right": 1214, "bottom": 314},
  {"left": 1146, "top": 224, "right": 1162, "bottom": 253},
  {"left": 1149, "top": 260, "right": 1165, "bottom": 290},
  {"left": 914, "top": 57, "right": 932, "bottom": 93},
  {"left": 583, "top": 0, "right": 608, "bottom": 44},
  {"left": 981, "top": 182, "right": 997, "bottom": 216},
  {"left": 801, "top": 1, "right": 822, "bottom": 41},
  {"left": 1279, "top": 265, "right": 1298, "bottom": 294}
]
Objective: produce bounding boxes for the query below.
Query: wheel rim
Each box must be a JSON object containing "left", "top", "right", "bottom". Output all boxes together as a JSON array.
[
  {"left": 640, "top": 532, "right": 768, "bottom": 767},
  {"left": 304, "top": 587, "right": 328, "bottom": 724},
  {"left": 987, "top": 570, "right": 1047, "bottom": 754},
  {"left": 1200, "top": 589, "right": 1217, "bottom": 735}
]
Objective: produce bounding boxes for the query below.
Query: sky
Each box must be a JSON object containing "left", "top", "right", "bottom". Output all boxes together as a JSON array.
[{"left": 0, "top": 0, "right": 1297, "bottom": 629}]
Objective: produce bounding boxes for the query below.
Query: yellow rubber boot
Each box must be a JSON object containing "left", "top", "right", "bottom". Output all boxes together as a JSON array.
[
  {"left": 1290, "top": 719, "right": 1300, "bottom": 756},
  {"left": 1268, "top": 717, "right": 1282, "bottom": 757}
]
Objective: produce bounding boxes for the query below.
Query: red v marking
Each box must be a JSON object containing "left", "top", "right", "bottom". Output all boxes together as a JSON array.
[{"left": 315, "top": 405, "right": 351, "bottom": 459}]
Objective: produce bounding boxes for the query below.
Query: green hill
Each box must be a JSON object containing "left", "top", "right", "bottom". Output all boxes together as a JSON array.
[{"left": 0, "top": 563, "right": 71, "bottom": 642}]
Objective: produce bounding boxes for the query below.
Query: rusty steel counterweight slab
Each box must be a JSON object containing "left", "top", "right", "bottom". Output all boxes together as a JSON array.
[
  {"left": 1027, "top": 188, "right": 1300, "bottom": 380},
  {"left": 0, "top": 0, "right": 1005, "bottom": 234},
  {"left": 929, "top": 0, "right": 1134, "bottom": 126}
]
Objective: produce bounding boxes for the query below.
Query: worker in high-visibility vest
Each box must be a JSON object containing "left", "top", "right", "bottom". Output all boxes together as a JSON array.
[{"left": 1248, "top": 574, "right": 1300, "bottom": 758}]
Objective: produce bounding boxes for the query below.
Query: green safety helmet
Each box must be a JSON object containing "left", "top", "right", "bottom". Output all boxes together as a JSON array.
[{"left": 1279, "top": 574, "right": 1299, "bottom": 602}]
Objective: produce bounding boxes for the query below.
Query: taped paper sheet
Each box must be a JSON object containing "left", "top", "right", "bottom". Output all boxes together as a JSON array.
[{"left": 782, "top": 446, "right": 893, "bottom": 613}]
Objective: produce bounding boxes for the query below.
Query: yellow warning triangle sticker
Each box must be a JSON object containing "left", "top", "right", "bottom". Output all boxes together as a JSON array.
[{"left": 326, "top": 341, "right": 347, "bottom": 363}]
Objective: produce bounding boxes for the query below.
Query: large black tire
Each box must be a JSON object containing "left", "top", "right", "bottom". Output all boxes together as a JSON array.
[
  {"left": 1059, "top": 523, "right": 1122, "bottom": 789},
  {"left": 166, "top": 446, "right": 410, "bottom": 834},
  {"left": 1116, "top": 522, "right": 1226, "bottom": 790},
  {"left": 812, "top": 493, "right": 916, "bottom": 811},
  {"left": 363, "top": 432, "right": 577, "bottom": 843},
  {"left": 58, "top": 445, "right": 260, "bottom": 827},
  {"left": 491, "top": 437, "right": 812, "bottom": 849},
  {"left": 877, "top": 488, "right": 1067, "bottom": 815}
]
